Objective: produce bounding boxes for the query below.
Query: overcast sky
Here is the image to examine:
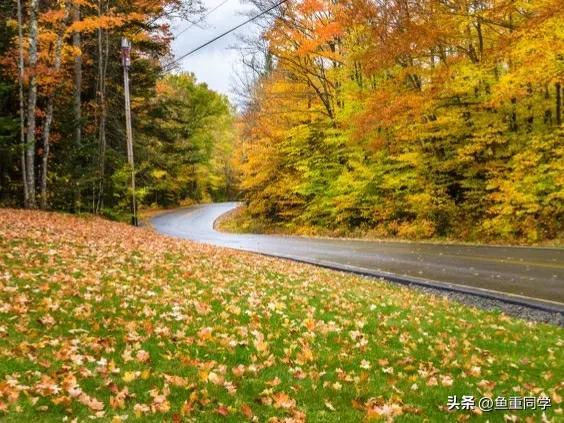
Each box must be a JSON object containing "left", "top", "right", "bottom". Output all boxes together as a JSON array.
[{"left": 170, "top": 0, "right": 257, "bottom": 103}]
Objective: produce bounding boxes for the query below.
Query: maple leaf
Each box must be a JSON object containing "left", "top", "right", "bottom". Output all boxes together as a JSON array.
[
  {"left": 272, "top": 392, "right": 296, "bottom": 409},
  {"left": 216, "top": 404, "right": 229, "bottom": 416},
  {"left": 366, "top": 398, "right": 404, "bottom": 421},
  {"left": 198, "top": 327, "right": 213, "bottom": 342},
  {"left": 109, "top": 387, "right": 129, "bottom": 409},
  {"left": 133, "top": 403, "right": 150, "bottom": 417},
  {"left": 34, "top": 375, "right": 60, "bottom": 396},
  {"left": 232, "top": 364, "right": 245, "bottom": 377},
  {"left": 38, "top": 314, "right": 56, "bottom": 327},
  {"left": 78, "top": 393, "right": 104, "bottom": 411},
  {"left": 208, "top": 371, "right": 224, "bottom": 386},
  {"left": 440, "top": 375, "right": 454, "bottom": 387},
  {"left": 136, "top": 350, "right": 150, "bottom": 363},
  {"left": 241, "top": 403, "right": 253, "bottom": 419},
  {"left": 163, "top": 374, "right": 190, "bottom": 387},
  {"left": 266, "top": 377, "right": 281, "bottom": 386},
  {"left": 470, "top": 366, "right": 481, "bottom": 377},
  {"left": 122, "top": 371, "right": 137, "bottom": 383}
]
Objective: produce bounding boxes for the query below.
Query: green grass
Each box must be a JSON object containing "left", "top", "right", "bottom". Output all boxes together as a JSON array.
[{"left": 0, "top": 209, "right": 562, "bottom": 422}]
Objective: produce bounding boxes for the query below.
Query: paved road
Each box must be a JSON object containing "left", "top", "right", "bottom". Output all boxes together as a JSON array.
[{"left": 151, "top": 202, "right": 564, "bottom": 310}]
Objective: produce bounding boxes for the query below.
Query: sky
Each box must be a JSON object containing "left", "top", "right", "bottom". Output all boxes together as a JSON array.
[{"left": 170, "top": 0, "right": 258, "bottom": 103}]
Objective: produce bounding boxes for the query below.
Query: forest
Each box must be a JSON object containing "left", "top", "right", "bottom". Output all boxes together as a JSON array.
[
  {"left": 233, "top": 0, "right": 563, "bottom": 243},
  {"left": 0, "top": 0, "right": 235, "bottom": 220},
  {"left": 1, "top": 0, "right": 563, "bottom": 243},
  {"left": 0, "top": 2, "right": 562, "bottom": 421}
]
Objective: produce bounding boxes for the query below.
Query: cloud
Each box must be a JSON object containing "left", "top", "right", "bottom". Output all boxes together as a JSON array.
[{"left": 171, "top": 0, "right": 257, "bottom": 102}]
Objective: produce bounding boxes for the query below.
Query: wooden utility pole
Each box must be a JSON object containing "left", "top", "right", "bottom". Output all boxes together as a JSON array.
[{"left": 121, "top": 37, "right": 138, "bottom": 226}]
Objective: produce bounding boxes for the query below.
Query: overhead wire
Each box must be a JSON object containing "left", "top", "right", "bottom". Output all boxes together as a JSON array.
[
  {"left": 163, "top": 0, "right": 289, "bottom": 70},
  {"left": 174, "top": 0, "right": 232, "bottom": 39}
]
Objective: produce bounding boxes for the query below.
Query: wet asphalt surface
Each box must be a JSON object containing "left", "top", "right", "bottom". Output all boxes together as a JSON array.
[{"left": 151, "top": 202, "right": 564, "bottom": 310}]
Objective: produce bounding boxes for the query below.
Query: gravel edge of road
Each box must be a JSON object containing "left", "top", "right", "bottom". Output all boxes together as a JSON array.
[{"left": 403, "top": 282, "right": 563, "bottom": 326}]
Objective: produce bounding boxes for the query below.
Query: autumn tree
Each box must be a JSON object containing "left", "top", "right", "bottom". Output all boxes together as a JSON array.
[
  {"left": 0, "top": 0, "right": 241, "bottom": 219},
  {"left": 234, "top": 0, "right": 563, "bottom": 242}
]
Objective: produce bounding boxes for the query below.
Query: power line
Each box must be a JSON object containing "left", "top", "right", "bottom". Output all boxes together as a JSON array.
[
  {"left": 164, "top": 0, "right": 289, "bottom": 70},
  {"left": 174, "top": 0, "right": 232, "bottom": 39}
]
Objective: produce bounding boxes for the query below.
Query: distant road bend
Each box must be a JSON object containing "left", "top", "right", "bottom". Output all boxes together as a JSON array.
[{"left": 151, "top": 202, "right": 564, "bottom": 313}]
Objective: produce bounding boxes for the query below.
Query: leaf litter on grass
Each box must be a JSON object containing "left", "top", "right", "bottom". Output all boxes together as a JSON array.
[{"left": 0, "top": 209, "right": 562, "bottom": 422}]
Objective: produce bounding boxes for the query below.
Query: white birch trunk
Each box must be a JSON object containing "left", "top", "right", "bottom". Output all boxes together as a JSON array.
[
  {"left": 25, "top": 0, "right": 39, "bottom": 208},
  {"left": 40, "top": 17, "right": 66, "bottom": 209}
]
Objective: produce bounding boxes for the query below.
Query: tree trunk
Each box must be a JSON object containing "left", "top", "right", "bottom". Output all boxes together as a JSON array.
[
  {"left": 96, "top": 0, "right": 108, "bottom": 213},
  {"left": 72, "top": 3, "right": 82, "bottom": 211},
  {"left": 25, "top": 0, "right": 39, "bottom": 208},
  {"left": 16, "top": 0, "right": 28, "bottom": 206},
  {"left": 72, "top": 4, "right": 82, "bottom": 147},
  {"left": 40, "top": 23, "right": 65, "bottom": 209},
  {"left": 510, "top": 97, "right": 518, "bottom": 131},
  {"left": 556, "top": 82, "right": 562, "bottom": 126}
]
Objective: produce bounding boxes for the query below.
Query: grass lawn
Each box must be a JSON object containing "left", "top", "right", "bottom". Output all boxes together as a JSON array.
[{"left": 0, "top": 209, "right": 562, "bottom": 422}]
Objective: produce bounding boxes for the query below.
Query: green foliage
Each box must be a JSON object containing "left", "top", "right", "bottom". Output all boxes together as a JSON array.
[
  {"left": 137, "top": 73, "right": 236, "bottom": 207},
  {"left": 0, "top": 15, "right": 20, "bottom": 205},
  {"left": 0, "top": 0, "right": 234, "bottom": 214}
]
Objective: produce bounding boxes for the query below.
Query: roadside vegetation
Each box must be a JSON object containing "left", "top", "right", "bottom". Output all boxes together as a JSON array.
[
  {"left": 0, "top": 209, "right": 562, "bottom": 421},
  {"left": 216, "top": 205, "right": 564, "bottom": 247},
  {"left": 2, "top": 0, "right": 562, "bottom": 245},
  {"left": 0, "top": 0, "right": 236, "bottom": 218},
  {"left": 233, "top": 0, "right": 563, "bottom": 244}
]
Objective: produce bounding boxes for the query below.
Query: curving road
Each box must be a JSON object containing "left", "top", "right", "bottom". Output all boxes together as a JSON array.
[{"left": 151, "top": 202, "right": 564, "bottom": 312}]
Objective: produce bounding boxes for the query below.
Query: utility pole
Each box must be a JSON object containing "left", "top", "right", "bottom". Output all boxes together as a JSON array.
[{"left": 121, "top": 37, "right": 138, "bottom": 226}]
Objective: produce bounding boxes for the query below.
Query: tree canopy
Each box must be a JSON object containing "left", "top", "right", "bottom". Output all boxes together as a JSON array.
[
  {"left": 0, "top": 0, "right": 235, "bottom": 219},
  {"left": 234, "top": 0, "right": 563, "bottom": 243},
  {"left": 1, "top": 0, "right": 562, "bottom": 242}
]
